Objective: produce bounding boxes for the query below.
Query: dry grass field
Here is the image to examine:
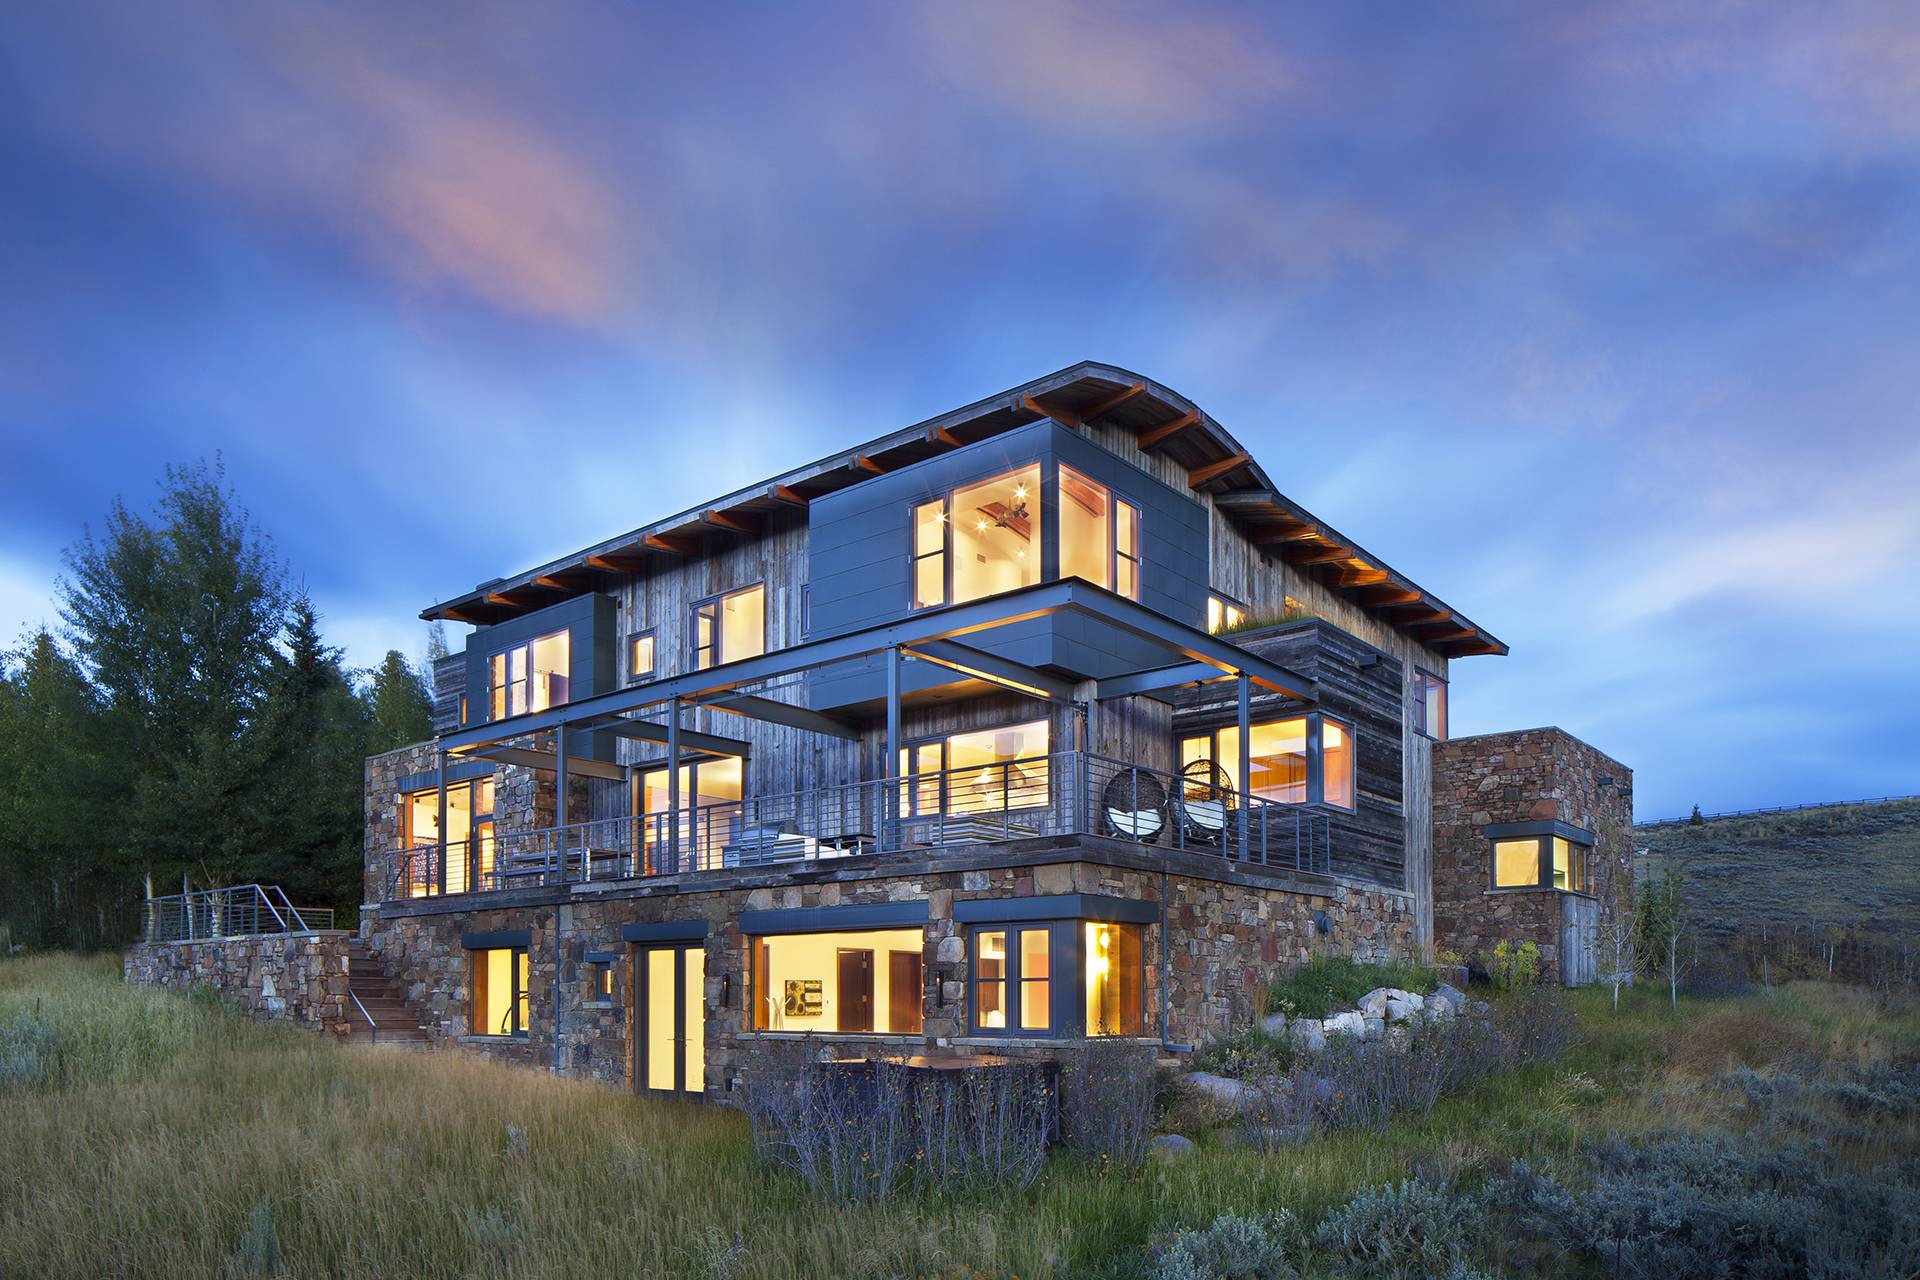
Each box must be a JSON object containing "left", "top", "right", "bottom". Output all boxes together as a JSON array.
[{"left": 2, "top": 954, "right": 1916, "bottom": 1279}]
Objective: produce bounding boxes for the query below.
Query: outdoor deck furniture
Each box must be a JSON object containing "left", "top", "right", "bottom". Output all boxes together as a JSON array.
[
  {"left": 1102, "top": 767, "right": 1167, "bottom": 842},
  {"left": 1176, "top": 759, "right": 1233, "bottom": 847}
]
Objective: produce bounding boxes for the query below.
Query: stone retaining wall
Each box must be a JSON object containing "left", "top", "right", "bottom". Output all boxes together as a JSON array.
[
  {"left": 363, "top": 857, "right": 1416, "bottom": 1099},
  {"left": 123, "top": 932, "right": 356, "bottom": 1035}
]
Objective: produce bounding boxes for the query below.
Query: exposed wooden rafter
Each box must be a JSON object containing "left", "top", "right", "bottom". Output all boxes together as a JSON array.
[
  {"left": 1019, "top": 394, "right": 1078, "bottom": 428},
  {"left": 926, "top": 425, "right": 962, "bottom": 450},
  {"left": 485, "top": 592, "right": 516, "bottom": 607},
  {"left": 850, "top": 454, "right": 885, "bottom": 475},
  {"left": 584, "top": 553, "right": 644, "bottom": 573},
  {"left": 1078, "top": 381, "right": 1145, "bottom": 423},
  {"left": 643, "top": 534, "right": 689, "bottom": 556},
  {"left": 767, "top": 484, "right": 809, "bottom": 507},
  {"left": 700, "top": 508, "right": 758, "bottom": 535},
  {"left": 1186, "top": 451, "right": 1250, "bottom": 487},
  {"left": 1136, "top": 410, "right": 1201, "bottom": 451},
  {"left": 1291, "top": 544, "right": 1354, "bottom": 567},
  {"left": 441, "top": 606, "right": 489, "bottom": 625}
]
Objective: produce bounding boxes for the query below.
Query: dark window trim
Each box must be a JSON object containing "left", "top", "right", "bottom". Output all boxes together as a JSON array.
[
  {"left": 396, "top": 761, "right": 493, "bottom": 793},
  {"left": 1485, "top": 820, "right": 1595, "bottom": 845},
  {"left": 583, "top": 949, "right": 617, "bottom": 964},
  {"left": 620, "top": 920, "right": 709, "bottom": 943},
  {"left": 627, "top": 630, "right": 656, "bottom": 685},
  {"left": 968, "top": 921, "right": 1064, "bottom": 1038},
  {"left": 485, "top": 627, "right": 570, "bottom": 722},
  {"left": 739, "top": 902, "right": 929, "bottom": 936},
  {"left": 1486, "top": 831, "right": 1593, "bottom": 893},
  {"left": 688, "top": 582, "right": 766, "bottom": 671},
  {"left": 468, "top": 943, "right": 530, "bottom": 1038},
  {"left": 462, "top": 929, "right": 532, "bottom": 950},
  {"left": 1057, "top": 460, "right": 1143, "bottom": 600},
  {"left": 1413, "top": 668, "right": 1448, "bottom": 740},
  {"left": 907, "top": 460, "right": 1045, "bottom": 613},
  {"left": 953, "top": 893, "right": 1157, "bottom": 925},
  {"left": 1180, "top": 711, "right": 1352, "bottom": 810}
]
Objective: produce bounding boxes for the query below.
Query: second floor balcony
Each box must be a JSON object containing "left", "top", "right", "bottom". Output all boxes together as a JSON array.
[{"left": 381, "top": 747, "right": 1333, "bottom": 903}]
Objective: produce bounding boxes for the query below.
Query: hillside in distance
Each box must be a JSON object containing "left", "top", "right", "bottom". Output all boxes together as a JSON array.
[{"left": 1637, "top": 798, "right": 1920, "bottom": 946}]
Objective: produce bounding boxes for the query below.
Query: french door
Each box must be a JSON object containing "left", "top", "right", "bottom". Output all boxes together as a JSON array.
[{"left": 633, "top": 944, "right": 706, "bottom": 1097}]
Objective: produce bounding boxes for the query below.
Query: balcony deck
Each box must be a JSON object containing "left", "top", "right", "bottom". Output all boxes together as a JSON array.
[{"left": 380, "top": 750, "right": 1331, "bottom": 904}]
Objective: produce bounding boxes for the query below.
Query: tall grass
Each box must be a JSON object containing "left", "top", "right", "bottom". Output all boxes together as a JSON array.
[
  {"left": 1261, "top": 953, "right": 1438, "bottom": 1020},
  {"left": 2, "top": 956, "right": 1911, "bottom": 1279}
]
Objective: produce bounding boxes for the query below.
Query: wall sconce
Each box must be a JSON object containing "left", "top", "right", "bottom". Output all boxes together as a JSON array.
[{"left": 721, "top": 973, "right": 732, "bottom": 1008}]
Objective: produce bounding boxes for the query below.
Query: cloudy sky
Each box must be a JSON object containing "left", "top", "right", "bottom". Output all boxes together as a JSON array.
[{"left": 2, "top": 2, "right": 1916, "bottom": 819}]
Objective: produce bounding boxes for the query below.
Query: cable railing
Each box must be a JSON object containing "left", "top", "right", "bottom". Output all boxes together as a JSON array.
[
  {"left": 144, "top": 884, "right": 336, "bottom": 943},
  {"left": 381, "top": 750, "right": 1333, "bottom": 902}
]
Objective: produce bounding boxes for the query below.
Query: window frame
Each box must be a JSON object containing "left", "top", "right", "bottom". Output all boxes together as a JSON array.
[
  {"left": 689, "top": 583, "right": 765, "bottom": 671},
  {"left": 1485, "top": 827, "right": 1594, "bottom": 895},
  {"left": 964, "top": 918, "right": 1148, "bottom": 1039},
  {"left": 1057, "top": 462, "right": 1143, "bottom": 600},
  {"left": 485, "top": 628, "right": 570, "bottom": 721},
  {"left": 1413, "top": 669, "right": 1448, "bottom": 740},
  {"left": 398, "top": 777, "right": 495, "bottom": 897},
  {"left": 900, "top": 719, "right": 1052, "bottom": 817},
  {"left": 744, "top": 927, "right": 927, "bottom": 1035},
  {"left": 470, "top": 945, "right": 530, "bottom": 1038},
  {"left": 1179, "top": 712, "right": 1354, "bottom": 811},
  {"left": 585, "top": 956, "right": 615, "bottom": 1005},
  {"left": 627, "top": 630, "right": 656, "bottom": 685},
  {"left": 1206, "top": 592, "right": 1247, "bottom": 635}
]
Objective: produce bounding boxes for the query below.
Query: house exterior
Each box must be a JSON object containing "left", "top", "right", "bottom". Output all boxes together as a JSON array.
[{"left": 353, "top": 361, "right": 1632, "bottom": 1099}]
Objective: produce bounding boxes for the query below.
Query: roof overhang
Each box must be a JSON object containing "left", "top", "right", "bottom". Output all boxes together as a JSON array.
[{"left": 422, "top": 360, "right": 1504, "bottom": 659}]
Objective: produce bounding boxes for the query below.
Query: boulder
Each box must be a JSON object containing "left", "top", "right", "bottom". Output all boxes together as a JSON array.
[
  {"left": 1384, "top": 995, "right": 1422, "bottom": 1023},
  {"left": 1261, "top": 1011, "right": 1290, "bottom": 1036},
  {"left": 1148, "top": 1133, "right": 1197, "bottom": 1159},
  {"left": 1431, "top": 983, "right": 1467, "bottom": 1016},
  {"left": 1360, "top": 1015, "right": 1385, "bottom": 1041},
  {"left": 1184, "top": 1071, "right": 1258, "bottom": 1108},
  {"left": 1357, "top": 987, "right": 1393, "bottom": 1017},
  {"left": 1323, "top": 1010, "right": 1366, "bottom": 1038},
  {"left": 1422, "top": 998, "right": 1455, "bottom": 1022},
  {"left": 1288, "top": 1017, "right": 1326, "bottom": 1054}
]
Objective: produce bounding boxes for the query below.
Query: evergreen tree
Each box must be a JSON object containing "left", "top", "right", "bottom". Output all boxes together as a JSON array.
[
  {"left": 58, "top": 457, "right": 289, "bottom": 889},
  {"left": 0, "top": 630, "right": 124, "bottom": 947},
  {"left": 363, "top": 650, "right": 433, "bottom": 754}
]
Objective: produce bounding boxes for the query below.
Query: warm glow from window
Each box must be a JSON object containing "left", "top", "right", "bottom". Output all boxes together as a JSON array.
[
  {"left": 693, "top": 585, "right": 765, "bottom": 670},
  {"left": 913, "top": 499, "right": 946, "bottom": 608},
  {"left": 488, "top": 630, "right": 568, "bottom": 719},
  {"left": 1207, "top": 594, "right": 1246, "bottom": 634},
  {"left": 945, "top": 720, "right": 1049, "bottom": 813},
  {"left": 1553, "top": 837, "right": 1585, "bottom": 891},
  {"left": 640, "top": 756, "right": 743, "bottom": 871},
  {"left": 1059, "top": 464, "right": 1111, "bottom": 590},
  {"left": 1084, "top": 922, "right": 1143, "bottom": 1036},
  {"left": 1322, "top": 717, "right": 1354, "bottom": 810},
  {"left": 749, "top": 928, "right": 924, "bottom": 1033},
  {"left": 1019, "top": 929, "right": 1050, "bottom": 1030},
  {"left": 401, "top": 779, "right": 492, "bottom": 896},
  {"left": 629, "top": 633, "right": 656, "bottom": 682},
  {"left": 1415, "top": 670, "right": 1447, "bottom": 739},
  {"left": 974, "top": 930, "right": 1008, "bottom": 1029},
  {"left": 1494, "top": 839, "right": 1541, "bottom": 887},
  {"left": 471, "top": 946, "right": 528, "bottom": 1036},
  {"left": 951, "top": 464, "right": 1041, "bottom": 604}
]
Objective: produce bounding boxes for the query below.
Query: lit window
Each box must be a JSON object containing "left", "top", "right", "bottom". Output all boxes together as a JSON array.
[
  {"left": 913, "top": 499, "right": 946, "bottom": 609},
  {"left": 1493, "top": 839, "right": 1541, "bottom": 888},
  {"left": 586, "top": 959, "right": 613, "bottom": 1002},
  {"left": 691, "top": 585, "right": 765, "bottom": 670},
  {"left": 487, "top": 630, "right": 569, "bottom": 719},
  {"left": 1207, "top": 594, "right": 1247, "bottom": 634},
  {"left": 911, "top": 465, "right": 1042, "bottom": 610},
  {"left": 1413, "top": 670, "right": 1447, "bottom": 739},
  {"left": 398, "top": 778, "right": 492, "bottom": 897},
  {"left": 1180, "top": 715, "right": 1351, "bottom": 808},
  {"left": 1322, "top": 717, "right": 1354, "bottom": 810},
  {"left": 902, "top": 720, "right": 1050, "bottom": 816},
  {"left": 1084, "top": 922, "right": 1143, "bottom": 1036},
  {"left": 628, "top": 632, "right": 656, "bottom": 683},
  {"left": 1552, "top": 837, "right": 1585, "bottom": 892},
  {"left": 970, "top": 920, "right": 1147, "bottom": 1037},
  {"left": 639, "top": 755, "right": 743, "bottom": 873},
  {"left": 747, "top": 929, "right": 924, "bottom": 1033},
  {"left": 1058, "top": 465, "right": 1142, "bottom": 599},
  {"left": 471, "top": 946, "right": 529, "bottom": 1037}
]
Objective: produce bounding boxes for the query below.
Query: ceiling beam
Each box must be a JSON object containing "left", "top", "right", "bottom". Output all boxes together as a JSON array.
[
  {"left": 700, "top": 693, "right": 861, "bottom": 741},
  {"left": 1291, "top": 544, "right": 1354, "bottom": 567},
  {"left": 1094, "top": 661, "right": 1227, "bottom": 701},
  {"left": 926, "top": 425, "right": 962, "bottom": 450},
  {"left": 767, "top": 484, "right": 809, "bottom": 507},
  {"left": 1187, "top": 452, "right": 1251, "bottom": 487},
  {"left": 485, "top": 592, "right": 516, "bottom": 607},
  {"left": 903, "top": 639, "right": 1078, "bottom": 703},
  {"left": 1019, "top": 394, "right": 1078, "bottom": 428},
  {"left": 595, "top": 718, "right": 752, "bottom": 758},
  {"left": 1211, "top": 489, "right": 1282, "bottom": 510},
  {"left": 1249, "top": 523, "right": 1321, "bottom": 545},
  {"left": 466, "top": 746, "right": 626, "bottom": 782},
  {"left": 700, "top": 508, "right": 758, "bottom": 535},
  {"left": 1136, "top": 410, "right": 1201, "bottom": 451},
  {"left": 1078, "top": 381, "right": 1145, "bottom": 423}
]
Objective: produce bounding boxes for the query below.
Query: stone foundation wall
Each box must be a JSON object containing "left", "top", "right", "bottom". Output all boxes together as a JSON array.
[
  {"left": 123, "top": 932, "right": 355, "bottom": 1034},
  {"left": 1431, "top": 727, "right": 1634, "bottom": 982},
  {"left": 362, "top": 855, "right": 1416, "bottom": 1098}
]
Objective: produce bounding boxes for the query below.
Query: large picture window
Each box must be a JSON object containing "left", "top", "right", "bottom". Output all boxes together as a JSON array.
[
  {"left": 487, "top": 630, "right": 569, "bottom": 720},
  {"left": 399, "top": 778, "right": 495, "bottom": 896},
  {"left": 968, "top": 918, "right": 1146, "bottom": 1037},
  {"left": 691, "top": 584, "right": 765, "bottom": 670},
  {"left": 1058, "top": 464, "right": 1142, "bottom": 599},
  {"left": 471, "top": 945, "right": 529, "bottom": 1037},
  {"left": 899, "top": 720, "right": 1050, "bottom": 816},
  {"left": 909, "top": 464, "right": 1042, "bottom": 609},
  {"left": 1490, "top": 829, "right": 1592, "bottom": 892},
  {"left": 1180, "top": 714, "right": 1355, "bottom": 810},
  {"left": 748, "top": 928, "right": 924, "bottom": 1034}
]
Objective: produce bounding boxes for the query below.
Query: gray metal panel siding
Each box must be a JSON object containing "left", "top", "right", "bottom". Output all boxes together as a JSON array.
[{"left": 461, "top": 594, "right": 618, "bottom": 761}]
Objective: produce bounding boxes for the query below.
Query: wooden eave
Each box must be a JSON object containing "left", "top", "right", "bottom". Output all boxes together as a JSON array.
[{"left": 419, "top": 362, "right": 1504, "bottom": 659}]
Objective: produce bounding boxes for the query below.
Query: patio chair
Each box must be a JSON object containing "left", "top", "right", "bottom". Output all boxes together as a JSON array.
[
  {"left": 1102, "top": 767, "right": 1167, "bottom": 842},
  {"left": 1176, "top": 758, "right": 1234, "bottom": 847}
]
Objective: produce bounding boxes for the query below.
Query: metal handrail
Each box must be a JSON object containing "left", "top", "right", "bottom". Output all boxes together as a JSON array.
[
  {"left": 349, "top": 989, "right": 377, "bottom": 1045},
  {"left": 382, "top": 749, "right": 1335, "bottom": 902},
  {"left": 143, "top": 884, "right": 337, "bottom": 943}
]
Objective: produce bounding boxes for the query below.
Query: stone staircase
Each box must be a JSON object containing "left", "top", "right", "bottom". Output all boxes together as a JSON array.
[{"left": 344, "top": 939, "right": 432, "bottom": 1047}]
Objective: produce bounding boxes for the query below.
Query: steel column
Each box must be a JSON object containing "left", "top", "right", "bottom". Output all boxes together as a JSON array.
[{"left": 1236, "top": 674, "right": 1251, "bottom": 859}]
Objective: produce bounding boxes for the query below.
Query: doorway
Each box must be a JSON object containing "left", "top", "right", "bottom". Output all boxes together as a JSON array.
[{"left": 633, "top": 943, "right": 706, "bottom": 1096}]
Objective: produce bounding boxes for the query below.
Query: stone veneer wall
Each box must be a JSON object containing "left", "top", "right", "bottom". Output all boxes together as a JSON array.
[
  {"left": 362, "top": 859, "right": 1415, "bottom": 1097},
  {"left": 1430, "top": 727, "right": 1634, "bottom": 983},
  {"left": 124, "top": 932, "right": 356, "bottom": 1034}
]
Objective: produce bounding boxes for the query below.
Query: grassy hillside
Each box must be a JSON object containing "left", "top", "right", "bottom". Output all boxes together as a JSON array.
[
  {"left": 1638, "top": 798, "right": 1920, "bottom": 948},
  {"left": 4, "top": 955, "right": 1917, "bottom": 1278}
]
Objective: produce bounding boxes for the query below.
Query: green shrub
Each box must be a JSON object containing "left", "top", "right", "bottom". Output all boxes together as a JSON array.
[
  {"left": 232, "top": 1198, "right": 280, "bottom": 1276},
  {"left": 1314, "top": 1179, "right": 1481, "bottom": 1278},
  {"left": 1149, "top": 1211, "right": 1299, "bottom": 1280},
  {"left": 1191, "top": 1026, "right": 1296, "bottom": 1079},
  {"left": 0, "top": 1012, "right": 56, "bottom": 1087},
  {"left": 1262, "top": 955, "right": 1437, "bottom": 1021},
  {"left": 1487, "top": 940, "right": 1540, "bottom": 991}
]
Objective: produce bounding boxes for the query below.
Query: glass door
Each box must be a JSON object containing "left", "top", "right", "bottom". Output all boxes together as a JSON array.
[{"left": 633, "top": 944, "right": 706, "bottom": 1097}]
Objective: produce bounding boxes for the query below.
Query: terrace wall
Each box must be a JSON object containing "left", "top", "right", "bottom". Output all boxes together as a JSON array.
[
  {"left": 361, "top": 853, "right": 1416, "bottom": 1097},
  {"left": 123, "top": 931, "right": 356, "bottom": 1035}
]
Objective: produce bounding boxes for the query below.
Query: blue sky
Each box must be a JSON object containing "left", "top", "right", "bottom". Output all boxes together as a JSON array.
[{"left": 1, "top": 2, "right": 1916, "bottom": 820}]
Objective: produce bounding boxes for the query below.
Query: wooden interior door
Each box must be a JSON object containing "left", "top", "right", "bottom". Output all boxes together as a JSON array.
[
  {"left": 888, "top": 950, "right": 923, "bottom": 1034},
  {"left": 836, "top": 948, "right": 873, "bottom": 1032}
]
